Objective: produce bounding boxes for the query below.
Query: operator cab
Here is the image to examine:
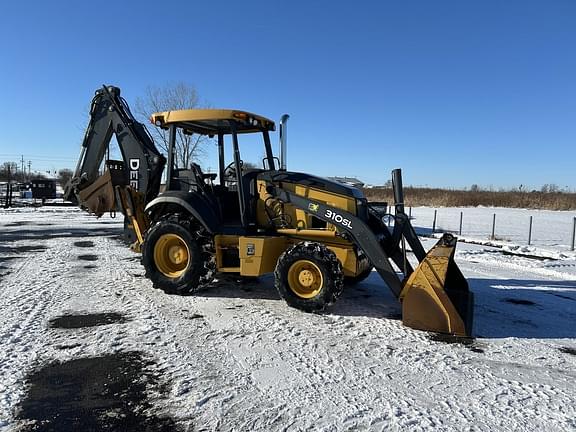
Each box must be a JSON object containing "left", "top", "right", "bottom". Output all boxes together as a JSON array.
[{"left": 150, "top": 109, "right": 277, "bottom": 231}]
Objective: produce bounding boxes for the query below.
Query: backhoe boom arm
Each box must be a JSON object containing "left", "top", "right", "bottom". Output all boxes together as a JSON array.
[{"left": 64, "top": 86, "right": 165, "bottom": 206}]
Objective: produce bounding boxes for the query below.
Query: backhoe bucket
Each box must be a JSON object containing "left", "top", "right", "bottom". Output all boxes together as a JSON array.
[
  {"left": 78, "top": 169, "right": 116, "bottom": 217},
  {"left": 400, "top": 234, "right": 474, "bottom": 336},
  {"left": 77, "top": 161, "right": 126, "bottom": 217}
]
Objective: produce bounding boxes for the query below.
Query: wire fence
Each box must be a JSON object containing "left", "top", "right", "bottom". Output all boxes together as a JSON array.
[{"left": 407, "top": 207, "right": 576, "bottom": 251}]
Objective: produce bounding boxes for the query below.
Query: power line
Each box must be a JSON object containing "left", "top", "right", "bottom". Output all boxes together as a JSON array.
[{"left": 0, "top": 153, "right": 77, "bottom": 161}]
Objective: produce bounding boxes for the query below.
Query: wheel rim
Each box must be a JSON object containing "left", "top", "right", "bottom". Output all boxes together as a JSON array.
[
  {"left": 153, "top": 233, "right": 190, "bottom": 278},
  {"left": 287, "top": 260, "right": 323, "bottom": 299}
]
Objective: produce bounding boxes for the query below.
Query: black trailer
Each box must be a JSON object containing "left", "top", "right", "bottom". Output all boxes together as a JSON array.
[{"left": 30, "top": 179, "right": 57, "bottom": 200}]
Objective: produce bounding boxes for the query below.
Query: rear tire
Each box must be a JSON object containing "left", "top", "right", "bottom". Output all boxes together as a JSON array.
[
  {"left": 274, "top": 242, "right": 344, "bottom": 312},
  {"left": 142, "top": 216, "right": 214, "bottom": 294}
]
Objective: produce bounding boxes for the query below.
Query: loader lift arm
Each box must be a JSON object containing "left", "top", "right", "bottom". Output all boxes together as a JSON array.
[
  {"left": 64, "top": 86, "right": 166, "bottom": 212},
  {"left": 265, "top": 169, "right": 474, "bottom": 336}
]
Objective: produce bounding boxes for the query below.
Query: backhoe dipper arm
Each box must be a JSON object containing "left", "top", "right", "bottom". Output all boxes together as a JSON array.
[{"left": 65, "top": 85, "right": 165, "bottom": 205}]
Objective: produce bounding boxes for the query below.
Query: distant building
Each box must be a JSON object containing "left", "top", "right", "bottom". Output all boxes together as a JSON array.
[
  {"left": 29, "top": 179, "right": 57, "bottom": 199},
  {"left": 328, "top": 176, "right": 365, "bottom": 189}
]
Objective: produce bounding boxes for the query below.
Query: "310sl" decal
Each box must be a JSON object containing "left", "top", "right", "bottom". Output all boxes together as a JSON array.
[{"left": 324, "top": 209, "right": 353, "bottom": 229}]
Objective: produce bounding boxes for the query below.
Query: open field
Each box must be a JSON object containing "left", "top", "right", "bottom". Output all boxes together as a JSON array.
[
  {"left": 0, "top": 208, "right": 575, "bottom": 431},
  {"left": 410, "top": 206, "right": 576, "bottom": 256},
  {"left": 364, "top": 188, "right": 576, "bottom": 211}
]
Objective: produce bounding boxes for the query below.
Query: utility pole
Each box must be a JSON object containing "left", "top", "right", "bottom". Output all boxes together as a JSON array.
[
  {"left": 21, "top": 155, "right": 25, "bottom": 177},
  {"left": 5, "top": 164, "right": 12, "bottom": 208},
  {"left": 28, "top": 160, "right": 31, "bottom": 181}
]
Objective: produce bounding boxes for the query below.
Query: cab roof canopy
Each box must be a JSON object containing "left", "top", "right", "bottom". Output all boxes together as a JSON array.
[{"left": 150, "top": 109, "right": 275, "bottom": 136}]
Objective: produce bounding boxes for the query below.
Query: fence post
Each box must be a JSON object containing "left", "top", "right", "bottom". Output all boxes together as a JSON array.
[
  {"left": 3, "top": 183, "right": 8, "bottom": 209},
  {"left": 432, "top": 209, "right": 437, "bottom": 233},
  {"left": 409, "top": 206, "right": 412, "bottom": 218},
  {"left": 491, "top": 213, "right": 496, "bottom": 240},
  {"left": 528, "top": 216, "right": 533, "bottom": 246},
  {"left": 571, "top": 217, "right": 575, "bottom": 251},
  {"left": 4, "top": 165, "right": 11, "bottom": 209},
  {"left": 459, "top": 211, "right": 463, "bottom": 236}
]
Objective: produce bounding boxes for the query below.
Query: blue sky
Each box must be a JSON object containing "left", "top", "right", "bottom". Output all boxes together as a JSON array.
[{"left": 1, "top": 1, "right": 574, "bottom": 189}]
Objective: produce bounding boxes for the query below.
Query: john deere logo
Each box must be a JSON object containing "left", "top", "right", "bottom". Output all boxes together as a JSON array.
[{"left": 308, "top": 203, "right": 319, "bottom": 213}]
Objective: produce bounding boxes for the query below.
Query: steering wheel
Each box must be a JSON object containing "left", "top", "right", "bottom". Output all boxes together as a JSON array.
[{"left": 224, "top": 160, "right": 243, "bottom": 180}]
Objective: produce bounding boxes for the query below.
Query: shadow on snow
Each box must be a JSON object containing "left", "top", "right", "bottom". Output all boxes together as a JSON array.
[
  {"left": 200, "top": 273, "right": 401, "bottom": 321},
  {"left": 469, "top": 277, "right": 576, "bottom": 339},
  {"left": 0, "top": 226, "right": 121, "bottom": 243},
  {"left": 198, "top": 272, "right": 576, "bottom": 339}
]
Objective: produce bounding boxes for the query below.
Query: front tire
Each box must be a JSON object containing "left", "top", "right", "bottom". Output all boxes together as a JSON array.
[
  {"left": 274, "top": 242, "right": 344, "bottom": 312},
  {"left": 142, "top": 216, "right": 213, "bottom": 294},
  {"left": 344, "top": 265, "right": 374, "bottom": 285}
]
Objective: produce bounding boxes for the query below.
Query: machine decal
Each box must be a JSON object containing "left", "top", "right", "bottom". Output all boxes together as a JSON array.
[
  {"left": 308, "top": 203, "right": 319, "bottom": 213},
  {"left": 324, "top": 209, "right": 353, "bottom": 229},
  {"left": 129, "top": 158, "right": 140, "bottom": 190}
]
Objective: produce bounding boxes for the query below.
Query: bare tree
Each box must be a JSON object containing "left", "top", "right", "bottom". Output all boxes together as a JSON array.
[
  {"left": 0, "top": 162, "right": 19, "bottom": 182},
  {"left": 541, "top": 183, "right": 560, "bottom": 193},
  {"left": 134, "top": 82, "right": 211, "bottom": 169},
  {"left": 58, "top": 168, "right": 74, "bottom": 187}
]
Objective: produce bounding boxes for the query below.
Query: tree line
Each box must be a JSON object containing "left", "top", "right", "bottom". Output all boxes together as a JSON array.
[
  {"left": 0, "top": 162, "right": 73, "bottom": 186},
  {"left": 364, "top": 186, "right": 576, "bottom": 211}
]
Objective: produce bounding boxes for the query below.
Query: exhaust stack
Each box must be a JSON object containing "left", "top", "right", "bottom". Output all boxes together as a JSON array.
[
  {"left": 279, "top": 114, "right": 290, "bottom": 171},
  {"left": 391, "top": 168, "right": 405, "bottom": 215}
]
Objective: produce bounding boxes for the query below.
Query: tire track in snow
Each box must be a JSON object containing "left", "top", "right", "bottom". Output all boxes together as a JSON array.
[
  {"left": 0, "top": 239, "right": 75, "bottom": 423},
  {"left": 90, "top": 236, "right": 265, "bottom": 429}
]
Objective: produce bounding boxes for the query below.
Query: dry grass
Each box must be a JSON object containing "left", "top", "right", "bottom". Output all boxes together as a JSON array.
[{"left": 363, "top": 187, "right": 576, "bottom": 211}]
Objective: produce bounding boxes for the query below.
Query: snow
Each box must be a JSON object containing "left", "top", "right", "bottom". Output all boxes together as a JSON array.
[
  {"left": 410, "top": 206, "right": 576, "bottom": 252},
  {"left": 0, "top": 207, "right": 575, "bottom": 431}
]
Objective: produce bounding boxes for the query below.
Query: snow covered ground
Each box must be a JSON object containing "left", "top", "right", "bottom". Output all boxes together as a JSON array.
[
  {"left": 410, "top": 206, "right": 576, "bottom": 253},
  {"left": 0, "top": 207, "right": 575, "bottom": 431}
]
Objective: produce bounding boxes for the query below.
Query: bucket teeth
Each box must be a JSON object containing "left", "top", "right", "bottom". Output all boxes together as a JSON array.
[{"left": 400, "top": 234, "right": 474, "bottom": 336}]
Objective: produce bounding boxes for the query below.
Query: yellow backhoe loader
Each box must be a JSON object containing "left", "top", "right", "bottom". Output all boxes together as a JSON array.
[{"left": 66, "top": 85, "right": 474, "bottom": 336}]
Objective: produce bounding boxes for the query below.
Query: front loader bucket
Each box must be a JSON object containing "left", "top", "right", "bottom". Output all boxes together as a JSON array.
[{"left": 400, "top": 234, "right": 474, "bottom": 336}]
